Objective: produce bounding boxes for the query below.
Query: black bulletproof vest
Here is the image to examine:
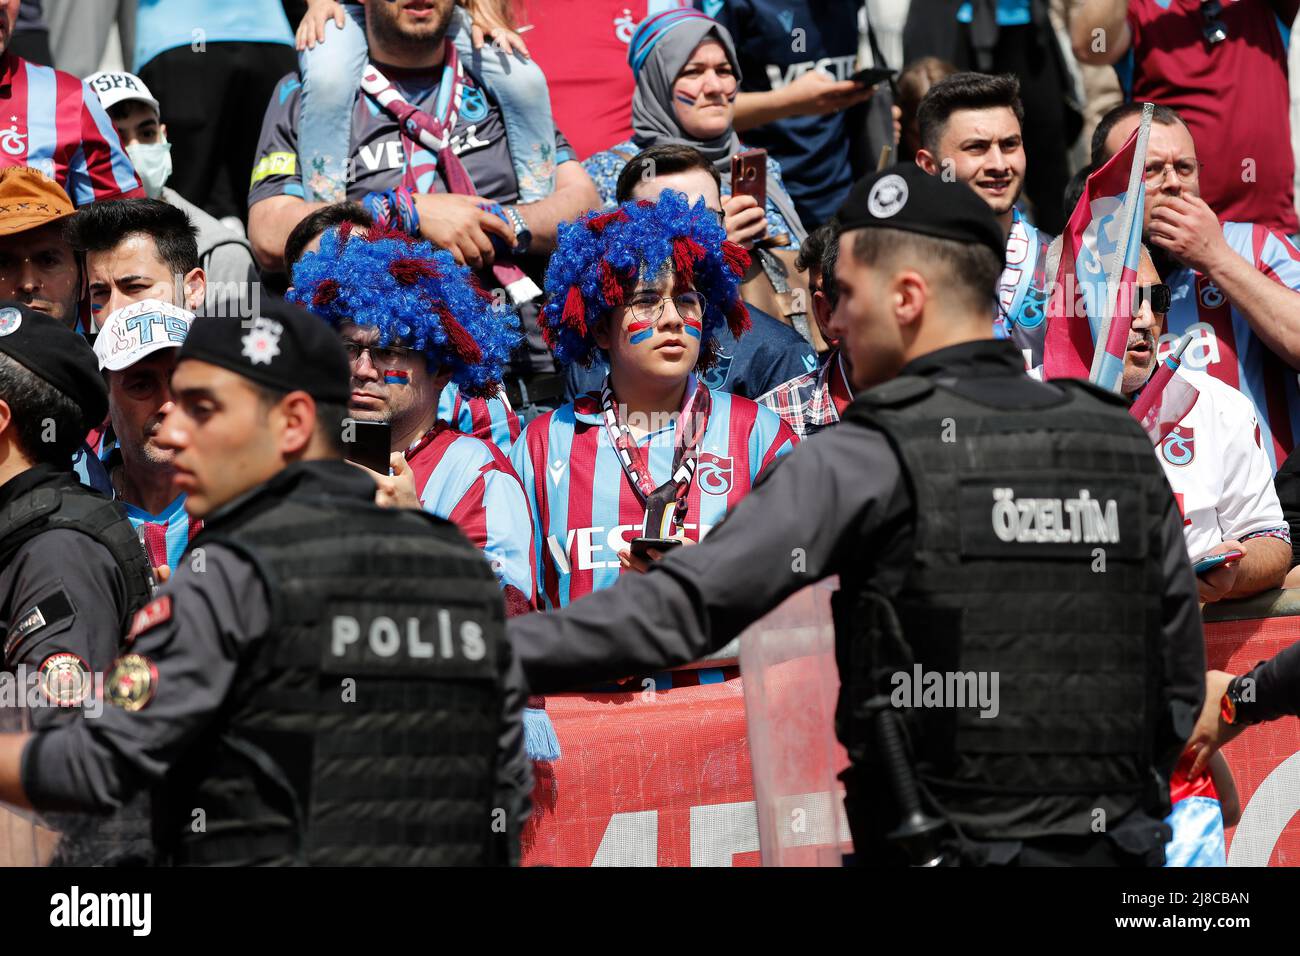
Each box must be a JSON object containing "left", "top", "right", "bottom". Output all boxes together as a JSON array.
[
  {"left": 156, "top": 492, "right": 508, "bottom": 866},
  {"left": 0, "top": 473, "right": 154, "bottom": 643},
  {"left": 834, "top": 375, "right": 1172, "bottom": 837}
]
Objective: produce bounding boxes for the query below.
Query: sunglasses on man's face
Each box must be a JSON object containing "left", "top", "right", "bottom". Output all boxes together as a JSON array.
[{"left": 1135, "top": 283, "right": 1172, "bottom": 315}]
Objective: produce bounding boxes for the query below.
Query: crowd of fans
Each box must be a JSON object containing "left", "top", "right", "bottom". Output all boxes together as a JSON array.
[{"left": 4, "top": 0, "right": 1300, "bottom": 865}]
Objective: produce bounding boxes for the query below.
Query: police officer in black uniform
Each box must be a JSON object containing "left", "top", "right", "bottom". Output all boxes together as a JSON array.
[
  {"left": 0, "top": 301, "right": 152, "bottom": 702},
  {"left": 0, "top": 300, "right": 530, "bottom": 866},
  {"left": 505, "top": 166, "right": 1206, "bottom": 866}
]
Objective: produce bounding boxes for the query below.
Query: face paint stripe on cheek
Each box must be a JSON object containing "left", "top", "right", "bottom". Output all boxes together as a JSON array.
[
  {"left": 674, "top": 93, "right": 698, "bottom": 107},
  {"left": 683, "top": 317, "right": 702, "bottom": 339},
  {"left": 628, "top": 318, "right": 655, "bottom": 346}
]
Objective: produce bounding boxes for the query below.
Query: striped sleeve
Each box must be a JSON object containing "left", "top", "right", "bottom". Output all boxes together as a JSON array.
[
  {"left": 452, "top": 466, "right": 539, "bottom": 609},
  {"left": 442, "top": 383, "right": 521, "bottom": 454},
  {"left": 70, "top": 78, "right": 143, "bottom": 204},
  {"left": 509, "top": 420, "right": 551, "bottom": 608},
  {"left": 1252, "top": 225, "right": 1300, "bottom": 292}
]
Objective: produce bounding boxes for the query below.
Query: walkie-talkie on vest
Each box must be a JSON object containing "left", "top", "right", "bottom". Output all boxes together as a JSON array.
[{"left": 871, "top": 698, "right": 949, "bottom": 867}]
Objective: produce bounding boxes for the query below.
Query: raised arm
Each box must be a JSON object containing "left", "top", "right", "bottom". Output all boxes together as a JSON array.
[{"left": 1071, "top": 0, "right": 1133, "bottom": 66}]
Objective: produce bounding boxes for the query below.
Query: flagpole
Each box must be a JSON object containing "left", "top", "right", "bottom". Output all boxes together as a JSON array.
[
  {"left": 1089, "top": 102, "right": 1154, "bottom": 389},
  {"left": 1129, "top": 331, "right": 1193, "bottom": 425}
]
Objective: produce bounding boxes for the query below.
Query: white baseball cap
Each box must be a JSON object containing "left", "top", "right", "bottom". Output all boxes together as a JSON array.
[
  {"left": 94, "top": 300, "right": 195, "bottom": 372},
  {"left": 84, "top": 70, "right": 160, "bottom": 115}
]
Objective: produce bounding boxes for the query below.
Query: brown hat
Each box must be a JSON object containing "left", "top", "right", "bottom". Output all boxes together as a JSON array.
[{"left": 0, "top": 167, "right": 75, "bottom": 238}]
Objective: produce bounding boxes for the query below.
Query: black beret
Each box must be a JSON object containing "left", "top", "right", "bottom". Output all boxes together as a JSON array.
[
  {"left": 836, "top": 164, "right": 1006, "bottom": 264},
  {"left": 0, "top": 302, "right": 107, "bottom": 430},
  {"left": 178, "top": 298, "right": 350, "bottom": 404}
]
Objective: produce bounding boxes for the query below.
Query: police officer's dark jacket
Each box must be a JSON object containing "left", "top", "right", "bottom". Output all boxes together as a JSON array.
[
  {"left": 151, "top": 459, "right": 512, "bottom": 866},
  {"left": 835, "top": 352, "right": 1179, "bottom": 853},
  {"left": 21, "top": 460, "right": 528, "bottom": 868},
  {"left": 0, "top": 463, "right": 153, "bottom": 672}
]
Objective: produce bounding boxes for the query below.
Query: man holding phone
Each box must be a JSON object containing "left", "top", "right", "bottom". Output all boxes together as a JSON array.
[
  {"left": 1118, "top": 246, "right": 1289, "bottom": 604},
  {"left": 289, "top": 225, "right": 539, "bottom": 612}
]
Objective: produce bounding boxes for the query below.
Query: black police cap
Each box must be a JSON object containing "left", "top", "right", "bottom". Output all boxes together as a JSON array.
[
  {"left": 836, "top": 164, "right": 1006, "bottom": 264},
  {"left": 178, "top": 298, "right": 350, "bottom": 405},
  {"left": 0, "top": 302, "right": 107, "bottom": 430}
]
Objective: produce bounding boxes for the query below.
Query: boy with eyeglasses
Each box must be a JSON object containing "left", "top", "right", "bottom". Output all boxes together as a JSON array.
[
  {"left": 289, "top": 224, "right": 538, "bottom": 613},
  {"left": 511, "top": 192, "right": 797, "bottom": 609}
]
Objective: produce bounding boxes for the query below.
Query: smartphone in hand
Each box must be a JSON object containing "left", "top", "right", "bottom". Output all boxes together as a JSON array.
[
  {"left": 344, "top": 419, "right": 392, "bottom": 474},
  {"left": 730, "top": 148, "right": 767, "bottom": 210},
  {"left": 630, "top": 536, "right": 684, "bottom": 561},
  {"left": 1193, "top": 549, "right": 1245, "bottom": 576},
  {"left": 849, "top": 66, "right": 896, "bottom": 89}
]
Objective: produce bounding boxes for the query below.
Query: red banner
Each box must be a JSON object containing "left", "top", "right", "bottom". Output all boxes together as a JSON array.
[
  {"left": 1206, "top": 616, "right": 1300, "bottom": 866},
  {"left": 521, "top": 675, "right": 760, "bottom": 867},
  {"left": 521, "top": 614, "right": 1300, "bottom": 867}
]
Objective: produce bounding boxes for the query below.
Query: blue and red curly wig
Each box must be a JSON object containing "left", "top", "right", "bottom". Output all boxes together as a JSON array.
[
  {"left": 287, "top": 223, "right": 521, "bottom": 399},
  {"left": 540, "top": 190, "right": 751, "bottom": 370}
]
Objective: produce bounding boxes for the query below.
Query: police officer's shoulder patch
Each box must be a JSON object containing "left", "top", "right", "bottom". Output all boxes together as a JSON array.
[
  {"left": 38, "top": 652, "right": 92, "bottom": 706},
  {"left": 126, "top": 595, "right": 172, "bottom": 646},
  {"left": 4, "top": 588, "right": 74, "bottom": 661},
  {"left": 107, "top": 654, "right": 158, "bottom": 712}
]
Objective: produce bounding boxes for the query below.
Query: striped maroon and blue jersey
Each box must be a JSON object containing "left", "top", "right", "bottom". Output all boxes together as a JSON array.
[
  {"left": 0, "top": 53, "right": 143, "bottom": 205},
  {"left": 510, "top": 383, "right": 798, "bottom": 609},
  {"left": 407, "top": 425, "right": 538, "bottom": 606},
  {"left": 1162, "top": 222, "right": 1300, "bottom": 472},
  {"left": 438, "top": 382, "right": 521, "bottom": 455},
  {"left": 125, "top": 493, "right": 202, "bottom": 573}
]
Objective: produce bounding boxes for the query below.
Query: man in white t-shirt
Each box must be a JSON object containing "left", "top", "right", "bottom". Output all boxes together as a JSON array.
[{"left": 1123, "top": 247, "right": 1290, "bottom": 605}]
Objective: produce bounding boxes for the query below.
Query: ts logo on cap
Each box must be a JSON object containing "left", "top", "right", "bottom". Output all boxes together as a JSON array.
[
  {"left": 241, "top": 317, "right": 283, "bottom": 366},
  {"left": 868, "top": 175, "right": 909, "bottom": 219},
  {"left": 0, "top": 307, "right": 22, "bottom": 336}
]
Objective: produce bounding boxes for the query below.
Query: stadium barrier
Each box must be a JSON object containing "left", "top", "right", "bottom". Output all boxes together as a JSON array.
[{"left": 522, "top": 586, "right": 1300, "bottom": 867}]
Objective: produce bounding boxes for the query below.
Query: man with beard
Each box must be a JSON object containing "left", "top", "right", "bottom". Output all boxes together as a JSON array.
[
  {"left": 92, "top": 299, "right": 199, "bottom": 573},
  {"left": 914, "top": 72, "right": 1052, "bottom": 370},
  {"left": 1094, "top": 102, "right": 1300, "bottom": 474},
  {"left": 248, "top": 0, "right": 599, "bottom": 418},
  {"left": 1113, "top": 246, "right": 1287, "bottom": 604},
  {"left": 288, "top": 224, "right": 537, "bottom": 610}
]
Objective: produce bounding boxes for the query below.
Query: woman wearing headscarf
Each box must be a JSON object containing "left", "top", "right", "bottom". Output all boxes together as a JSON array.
[{"left": 584, "top": 9, "right": 808, "bottom": 252}]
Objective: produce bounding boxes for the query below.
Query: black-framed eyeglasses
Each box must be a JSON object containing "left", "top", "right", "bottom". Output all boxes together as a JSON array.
[
  {"left": 1201, "top": 1, "right": 1228, "bottom": 45},
  {"left": 1136, "top": 283, "right": 1172, "bottom": 315},
  {"left": 628, "top": 290, "right": 706, "bottom": 324},
  {"left": 341, "top": 340, "right": 418, "bottom": 367}
]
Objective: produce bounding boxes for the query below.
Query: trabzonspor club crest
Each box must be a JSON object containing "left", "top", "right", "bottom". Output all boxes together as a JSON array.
[
  {"left": 1161, "top": 426, "right": 1195, "bottom": 466},
  {"left": 697, "top": 452, "right": 734, "bottom": 496}
]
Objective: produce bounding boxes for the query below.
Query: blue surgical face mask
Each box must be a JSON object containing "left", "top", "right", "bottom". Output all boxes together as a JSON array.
[{"left": 126, "top": 140, "right": 172, "bottom": 199}]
